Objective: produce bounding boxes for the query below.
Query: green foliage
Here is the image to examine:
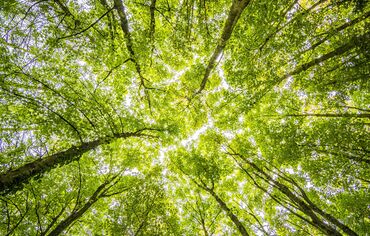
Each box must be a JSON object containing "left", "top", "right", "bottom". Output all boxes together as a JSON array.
[{"left": 0, "top": 0, "right": 369, "bottom": 235}]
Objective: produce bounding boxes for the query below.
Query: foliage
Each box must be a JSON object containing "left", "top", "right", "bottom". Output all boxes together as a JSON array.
[{"left": 0, "top": 0, "right": 369, "bottom": 235}]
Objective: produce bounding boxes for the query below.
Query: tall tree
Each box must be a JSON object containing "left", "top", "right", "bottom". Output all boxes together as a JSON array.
[{"left": 1, "top": 0, "right": 369, "bottom": 235}]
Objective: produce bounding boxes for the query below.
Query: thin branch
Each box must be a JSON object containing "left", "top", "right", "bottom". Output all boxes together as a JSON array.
[
  {"left": 94, "top": 58, "right": 133, "bottom": 92},
  {"left": 0, "top": 86, "right": 83, "bottom": 143},
  {"left": 259, "top": 0, "right": 328, "bottom": 52},
  {"left": 58, "top": 8, "right": 114, "bottom": 40},
  {"left": 54, "top": 0, "right": 75, "bottom": 18},
  {"left": 301, "top": 10, "right": 370, "bottom": 54}
]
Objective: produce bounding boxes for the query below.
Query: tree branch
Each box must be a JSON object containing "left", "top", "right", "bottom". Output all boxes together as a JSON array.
[{"left": 58, "top": 8, "right": 114, "bottom": 40}]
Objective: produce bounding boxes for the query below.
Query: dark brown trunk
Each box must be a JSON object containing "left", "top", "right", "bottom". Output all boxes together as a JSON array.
[
  {"left": 47, "top": 199, "right": 96, "bottom": 235},
  {"left": 149, "top": 0, "right": 156, "bottom": 42},
  {"left": 114, "top": 0, "right": 152, "bottom": 108},
  {"left": 0, "top": 129, "right": 151, "bottom": 195}
]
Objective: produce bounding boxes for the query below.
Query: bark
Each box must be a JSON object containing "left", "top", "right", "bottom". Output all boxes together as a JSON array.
[
  {"left": 113, "top": 0, "right": 145, "bottom": 84},
  {"left": 206, "top": 188, "right": 249, "bottom": 236},
  {"left": 114, "top": 0, "right": 135, "bottom": 57},
  {"left": 282, "top": 31, "right": 370, "bottom": 81},
  {"left": 149, "top": 0, "right": 156, "bottom": 43},
  {"left": 195, "top": 0, "right": 251, "bottom": 95},
  {"left": 114, "top": 0, "right": 153, "bottom": 109},
  {"left": 0, "top": 128, "right": 157, "bottom": 195},
  {"left": 246, "top": 161, "right": 343, "bottom": 235},
  {"left": 41, "top": 202, "right": 70, "bottom": 236},
  {"left": 46, "top": 180, "right": 111, "bottom": 235},
  {"left": 149, "top": 0, "right": 156, "bottom": 59},
  {"left": 182, "top": 164, "right": 250, "bottom": 236},
  {"left": 200, "top": 218, "right": 209, "bottom": 236},
  {"left": 247, "top": 32, "right": 370, "bottom": 111},
  {"left": 195, "top": 197, "right": 210, "bottom": 236},
  {"left": 230, "top": 152, "right": 358, "bottom": 235},
  {"left": 58, "top": 8, "right": 114, "bottom": 40},
  {"left": 302, "top": 10, "right": 370, "bottom": 54}
]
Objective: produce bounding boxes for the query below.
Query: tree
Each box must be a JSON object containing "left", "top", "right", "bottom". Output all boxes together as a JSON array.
[{"left": 1, "top": 0, "right": 369, "bottom": 235}]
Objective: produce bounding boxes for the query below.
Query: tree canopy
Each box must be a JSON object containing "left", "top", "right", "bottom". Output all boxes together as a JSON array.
[{"left": 0, "top": 0, "right": 369, "bottom": 235}]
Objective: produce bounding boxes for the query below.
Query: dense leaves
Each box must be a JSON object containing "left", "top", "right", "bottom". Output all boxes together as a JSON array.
[{"left": 0, "top": 0, "right": 369, "bottom": 235}]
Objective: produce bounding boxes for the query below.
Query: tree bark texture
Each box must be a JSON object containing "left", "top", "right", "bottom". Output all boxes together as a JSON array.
[{"left": 0, "top": 129, "right": 152, "bottom": 195}]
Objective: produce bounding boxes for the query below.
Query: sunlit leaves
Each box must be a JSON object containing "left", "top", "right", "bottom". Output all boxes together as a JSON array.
[{"left": 1, "top": 0, "right": 369, "bottom": 234}]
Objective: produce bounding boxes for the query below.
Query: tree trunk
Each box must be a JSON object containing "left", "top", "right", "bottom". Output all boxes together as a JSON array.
[
  {"left": 196, "top": 0, "right": 251, "bottom": 95},
  {"left": 244, "top": 32, "right": 370, "bottom": 112},
  {"left": 315, "top": 149, "right": 370, "bottom": 165},
  {"left": 114, "top": 0, "right": 146, "bottom": 85},
  {"left": 246, "top": 161, "right": 343, "bottom": 235},
  {"left": 0, "top": 129, "right": 153, "bottom": 195},
  {"left": 302, "top": 10, "right": 370, "bottom": 53},
  {"left": 46, "top": 180, "right": 110, "bottom": 235},
  {"left": 233, "top": 153, "right": 358, "bottom": 235},
  {"left": 205, "top": 187, "right": 249, "bottom": 236},
  {"left": 282, "top": 32, "right": 370, "bottom": 80}
]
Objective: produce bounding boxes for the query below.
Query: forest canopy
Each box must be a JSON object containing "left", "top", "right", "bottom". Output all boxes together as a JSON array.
[{"left": 0, "top": 0, "right": 369, "bottom": 235}]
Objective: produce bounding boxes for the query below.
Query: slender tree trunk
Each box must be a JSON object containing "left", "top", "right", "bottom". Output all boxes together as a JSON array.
[
  {"left": 203, "top": 186, "right": 249, "bottom": 236},
  {"left": 149, "top": 0, "right": 156, "bottom": 42},
  {"left": 245, "top": 161, "right": 344, "bottom": 235},
  {"left": 114, "top": 0, "right": 146, "bottom": 85},
  {"left": 47, "top": 199, "right": 96, "bottom": 236},
  {"left": 180, "top": 163, "right": 249, "bottom": 235},
  {"left": 244, "top": 32, "right": 370, "bottom": 112},
  {"left": 282, "top": 32, "right": 370, "bottom": 80},
  {"left": 0, "top": 129, "right": 155, "bottom": 195},
  {"left": 148, "top": 0, "right": 157, "bottom": 61},
  {"left": 196, "top": 0, "right": 251, "bottom": 95},
  {"left": 302, "top": 10, "right": 370, "bottom": 53},
  {"left": 46, "top": 180, "right": 111, "bottom": 235},
  {"left": 113, "top": 0, "right": 153, "bottom": 108},
  {"left": 201, "top": 220, "right": 209, "bottom": 236},
  {"left": 232, "top": 153, "right": 358, "bottom": 235}
]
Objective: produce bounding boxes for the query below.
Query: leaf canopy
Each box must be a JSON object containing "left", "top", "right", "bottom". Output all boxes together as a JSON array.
[{"left": 0, "top": 0, "right": 369, "bottom": 235}]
